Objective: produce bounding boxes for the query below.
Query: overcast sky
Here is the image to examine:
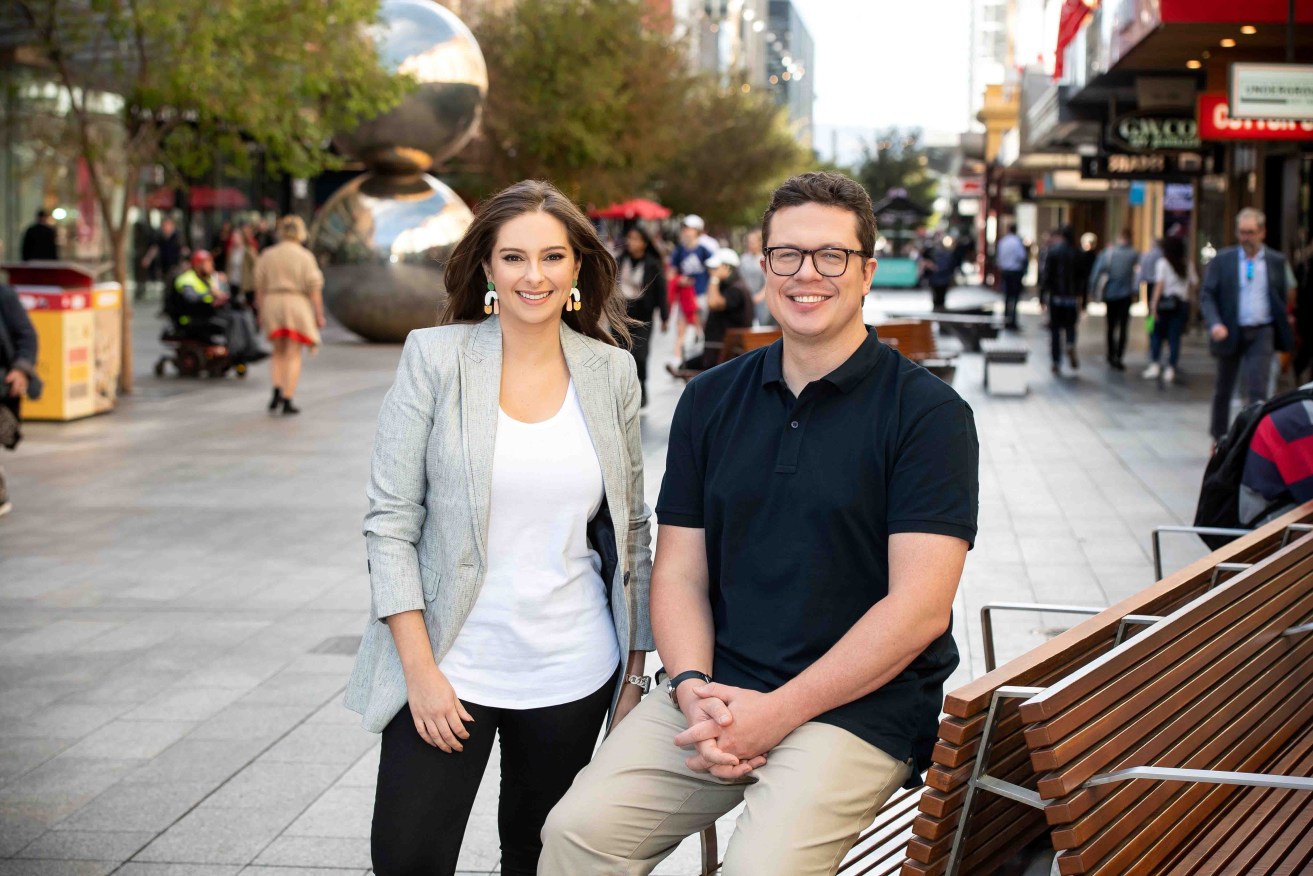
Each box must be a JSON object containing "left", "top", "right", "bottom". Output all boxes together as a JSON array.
[{"left": 789, "top": 0, "right": 973, "bottom": 163}]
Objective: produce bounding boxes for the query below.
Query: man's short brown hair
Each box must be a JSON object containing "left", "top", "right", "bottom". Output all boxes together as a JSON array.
[{"left": 761, "top": 172, "right": 876, "bottom": 257}]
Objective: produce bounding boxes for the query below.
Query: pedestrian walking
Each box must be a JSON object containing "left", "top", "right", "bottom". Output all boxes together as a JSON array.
[
  {"left": 542, "top": 172, "right": 978, "bottom": 876},
  {"left": 667, "top": 247, "right": 754, "bottom": 373},
  {"left": 996, "top": 223, "right": 1028, "bottom": 330},
  {"left": 616, "top": 226, "right": 669, "bottom": 407},
  {"left": 740, "top": 230, "right": 772, "bottom": 326},
  {"left": 1088, "top": 229, "right": 1139, "bottom": 370},
  {"left": 1201, "top": 208, "right": 1296, "bottom": 444},
  {"left": 226, "top": 223, "right": 260, "bottom": 312},
  {"left": 140, "top": 217, "right": 186, "bottom": 302},
  {"left": 0, "top": 282, "right": 40, "bottom": 518},
  {"left": 668, "top": 216, "right": 714, "bottom": 358},
  {"left": 923, "top": 235, "right": 956, "bottom": 312},
  {"left": 1076, "top": 231, "right": 1099, "bottom": 296},
  {"left": 344, "top": 179, "right": 653, "bottom": 876},
  {"left": 20, "top": 210, "right": 58, "bottom": 261},
  {"left": 1142, "top": 235, "right": 1197, "bottom": 385},
  {"left": 254, "top": 216, "right": 324, "bottom": 416},
  {"left": 1041, "top": 225, "right": 1081, "bottom": 374}
]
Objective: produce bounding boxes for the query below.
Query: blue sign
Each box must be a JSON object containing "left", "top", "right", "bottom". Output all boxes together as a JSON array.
[{"left": 1128, "top": 181, "right": 1146, "bottom": 206}]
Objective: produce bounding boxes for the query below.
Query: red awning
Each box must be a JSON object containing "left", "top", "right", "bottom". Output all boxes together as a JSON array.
[
  {"left": 588, "top": 198, "right": 671, "bottom": 220},
  {"left": 189, "top": 186, "right": 249, "bottom": 211}
]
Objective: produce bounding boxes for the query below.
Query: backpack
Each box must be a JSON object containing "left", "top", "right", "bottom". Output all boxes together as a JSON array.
[{"left": 1193, "top": 385, "right": 1313, "bottom": 549}]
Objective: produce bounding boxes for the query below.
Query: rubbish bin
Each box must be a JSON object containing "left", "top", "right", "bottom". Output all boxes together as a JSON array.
[{"left": 2, "top": 261, "right": 121, "bottom": 421}]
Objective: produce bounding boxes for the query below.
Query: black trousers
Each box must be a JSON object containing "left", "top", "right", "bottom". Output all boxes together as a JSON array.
[
  {"left": 930, "top": 283, "right": 950, "bottom": 312},
  {"left": 1104, "top": 297, "right": 1132, "bottom": 365},
  {"left": 371, "top": 677, "right": 613, "bottom": 876},
  {"left": 1001, "top": 270, "right": 1024, "bottom": 328},
  {"left": 629, "top": 320, "right": 652, "bottom": 404},
  {"left": 1049, "top": 304, "right": 1079, "bottom": 364}
]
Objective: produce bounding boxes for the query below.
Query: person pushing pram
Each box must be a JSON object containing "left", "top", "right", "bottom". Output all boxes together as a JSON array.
[{"left": 158, "top": 250, "right": 268, "bottom": 377}]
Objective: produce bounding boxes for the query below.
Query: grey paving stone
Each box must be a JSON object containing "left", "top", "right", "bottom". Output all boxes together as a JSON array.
[
  {"left": 281, "top": 786, "right": 374, "bottom": 839},
  {"left": 123, "top": 687, "right": 249, "bottom": 722},
  {"left": 16, "top": 828, "right": 154, "bottom": 861},
  {"left": 238, "top": 869, "right": 368, "bottom": 875},
  {"left": 133, "top": 807, "right": 296, "bottom": 865},
  {"left": 252, "top": 836, "right": 371, "bottom": 869},
  {"left": 0, "top": 863, "right": 118, "bottom": 876},
  {"left": 119, "top": 738, "right": 266, "bottom": 786},
  {"left": 203, "top": 762, "right": 344, "bottom": 812},
  {"left": 257, "top": 724, "right": 378, "bottom": 766},
  {"left": 55, "top": 781, "right": 215, "bottom": 833},
  {"left": 116, "top": 866, "right": 242, "bottom": 876},
  {"left": 59, "top": 720, "right": 198, "bottom": 761}
]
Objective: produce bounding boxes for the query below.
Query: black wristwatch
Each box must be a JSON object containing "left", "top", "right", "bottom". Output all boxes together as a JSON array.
[{"left": 665, "top": 670, "right": 712, "bottom": 707}]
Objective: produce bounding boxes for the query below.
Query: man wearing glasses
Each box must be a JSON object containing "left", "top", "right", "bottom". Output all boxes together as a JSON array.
[
  {"left": 542, "top": 173, "right": 979, "bottom": 875},
  {"left": 1201, "top": 208, "right": 1297, "bottom": 445}
]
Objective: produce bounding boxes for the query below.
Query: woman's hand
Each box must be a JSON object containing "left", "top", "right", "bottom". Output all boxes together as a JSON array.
[{"left": 405, "top": 663, "right": 474, "bottom": 752}]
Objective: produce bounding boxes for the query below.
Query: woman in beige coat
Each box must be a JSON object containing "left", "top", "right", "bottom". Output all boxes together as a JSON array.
[{"left": 254, "top": 215, "right": 324, "bottom": 415}]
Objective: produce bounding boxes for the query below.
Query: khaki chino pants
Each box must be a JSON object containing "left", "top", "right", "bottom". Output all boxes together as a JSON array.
[{"left": 539, "top": 691, "right": 910, "bottom": 876}]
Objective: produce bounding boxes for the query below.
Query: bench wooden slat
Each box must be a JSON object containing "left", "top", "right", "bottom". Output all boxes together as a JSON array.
[
  {"left": 1019, "top": 536, "right": 1313, "bottom": 724},
  {"left": 936, "top": 713, "right": 986, "bottom": 746},
  {"left": 1045, "top": 630, "right": 1313, "bottom": 839},
  {"left": 944, "top": 504, "right": 1313, "bottom": 720},
  {"left": 1154, "top": 716, "right": 1313, "bottom": 875},
  {"left": 1029, "top": 559, "right": 1313, "bottom": 796},
  {"left": 1052, "top": 667, "right": 1313, "bottom": 873},
  {"left": 1031, "top": 591, "right": 1313, "bottom": 783}
]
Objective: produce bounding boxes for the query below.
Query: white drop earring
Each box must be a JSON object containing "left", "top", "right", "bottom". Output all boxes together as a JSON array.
[{"left": 484, "top": 280, "right": 499, "bottom": 316}]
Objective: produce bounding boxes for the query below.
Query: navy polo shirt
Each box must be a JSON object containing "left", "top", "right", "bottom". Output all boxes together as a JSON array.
[{"left": 656, "top": 328, "right": 979, "bottom": 785}]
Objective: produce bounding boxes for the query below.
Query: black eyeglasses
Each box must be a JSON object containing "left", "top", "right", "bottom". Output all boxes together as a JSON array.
[{"left": 763, "top": 246, "right": 868, "bottom": 277}]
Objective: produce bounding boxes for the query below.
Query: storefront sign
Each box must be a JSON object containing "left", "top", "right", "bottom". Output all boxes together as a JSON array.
[
  {"left": 1106, "top": 110, "right": 1201, "bottom": 153},
  {"left": 1198, "top": 93, "right": 1313, "bottom": 141},
  {"left": 1080, "top": 152, "right": 1203, "bottom": 180},
  {"left": 1230, "top": 64, "right": 1313, "bottom": 121}
]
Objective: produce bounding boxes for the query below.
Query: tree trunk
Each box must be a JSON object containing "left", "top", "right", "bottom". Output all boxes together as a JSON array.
[{"left": 110, "top": 226, "right": 133, "bottom": 394}]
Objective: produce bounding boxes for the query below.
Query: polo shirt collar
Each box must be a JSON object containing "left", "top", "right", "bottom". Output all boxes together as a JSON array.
[{"left": 760, "top": 327, "right": 884, "bottom": 394}]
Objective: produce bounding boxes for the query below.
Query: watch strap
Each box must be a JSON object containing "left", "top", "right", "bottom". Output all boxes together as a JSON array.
[{"left": 668, "top": 670, "right": 712, "bottom": 696}]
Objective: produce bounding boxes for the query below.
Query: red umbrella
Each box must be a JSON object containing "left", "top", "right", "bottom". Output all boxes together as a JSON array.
[
  {"left": 588, "top": 198, "right": 671, "bottom": 220},
  {"left": 189, "top": 186, "right": 249, "bottom": 210}
]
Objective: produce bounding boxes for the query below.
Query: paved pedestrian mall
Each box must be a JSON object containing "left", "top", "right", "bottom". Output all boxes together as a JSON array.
[{"left": 0, "top": 289, "right": 1244, "bottom": 874}]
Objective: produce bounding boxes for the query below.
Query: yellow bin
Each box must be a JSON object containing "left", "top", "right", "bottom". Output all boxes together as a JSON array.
[{"left": 4, "top": 261, "right": 120, "bottom": 421}]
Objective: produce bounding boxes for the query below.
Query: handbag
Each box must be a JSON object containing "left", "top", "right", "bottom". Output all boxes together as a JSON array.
[{"left": 1156, "top": 295, "right": 1181, "bottom": 315}]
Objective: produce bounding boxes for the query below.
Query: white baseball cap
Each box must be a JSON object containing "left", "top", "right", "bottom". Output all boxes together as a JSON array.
[
  {"left": 682, "top": 214, "right": 705, "bottom": 231},
  {"left": 705, "top": 247, "right": 740, "bottom": 269}
]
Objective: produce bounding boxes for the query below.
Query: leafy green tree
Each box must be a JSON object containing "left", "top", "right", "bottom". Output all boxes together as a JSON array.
[
  {"left": 13, "top": 0, "right": 409, "bottom": 390},
  {"left": 855, "top": 127, "right": 940, "bottom": 211},
  {"left": 472, "top": 0, "right": 693, "bottom": 206},
  {"left": 654, "top": 80, "right": 811, "bottom": 231}
]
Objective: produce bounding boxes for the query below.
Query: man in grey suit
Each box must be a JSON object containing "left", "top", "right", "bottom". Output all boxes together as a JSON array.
[{"left": 1201, "top": 208, "right": 1295, "bottom": 443}]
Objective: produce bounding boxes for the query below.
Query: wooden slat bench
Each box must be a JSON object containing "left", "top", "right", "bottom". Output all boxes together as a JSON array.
[
  {"left": 873, "top": 320, "right": 957, "bottom": 383},
  {"left": 1016, "top": 529, "right": 1313, "bottom": 875},
  {"left": 897, "top": 502, "right": 1313, "bottom": 876},
  {"left": 669, "top": 326, "right": 782, "bottom": 382}
]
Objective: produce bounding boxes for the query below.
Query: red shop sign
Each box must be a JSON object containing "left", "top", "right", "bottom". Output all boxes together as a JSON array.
[{"left": 1198, "top": 93, "right": 1313, "bottom": 141}]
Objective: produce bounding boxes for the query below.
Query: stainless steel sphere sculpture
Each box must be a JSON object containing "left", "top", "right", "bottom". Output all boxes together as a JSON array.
[{"left": 312, "top": 0, "right": 487, "bottom": 342}]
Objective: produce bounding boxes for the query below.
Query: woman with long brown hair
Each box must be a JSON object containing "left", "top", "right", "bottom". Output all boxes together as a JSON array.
[{"left": 343, "top": 179, "right": 654, "bottom": 875}]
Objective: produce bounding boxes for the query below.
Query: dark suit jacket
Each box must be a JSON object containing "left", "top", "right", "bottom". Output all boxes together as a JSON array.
[{"left": 1200, "top": 246, "right": 1294, "bottom": 356}]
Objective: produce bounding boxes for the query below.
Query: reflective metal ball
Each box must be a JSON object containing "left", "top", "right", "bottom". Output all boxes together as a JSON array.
[
  {"left": 334, "top": 0, "right": 488, "bottom": 174},
  {"left": 310, "top": 172, "right": 475, "bottom": 343}
]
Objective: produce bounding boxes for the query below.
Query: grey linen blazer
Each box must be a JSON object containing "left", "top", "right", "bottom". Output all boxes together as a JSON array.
[{"left": 344, "top": 318, "right": 655, "bottom": 733}]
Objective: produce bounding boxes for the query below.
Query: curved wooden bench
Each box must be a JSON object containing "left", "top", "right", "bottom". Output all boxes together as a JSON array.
[
  {"left": 1017, "top": 530, "right": 1313, "bottom": 875},
  {"left": 898, "top": 502, "right": 1313, "bottom": 876}
]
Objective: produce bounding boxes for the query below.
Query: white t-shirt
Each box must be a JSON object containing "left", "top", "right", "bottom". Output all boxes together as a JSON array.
[
  {"left": 439, "top": 381, "right": 619, "bottom": 708},
  {"left": 1155, "top": 258, "right": 1197, "bottom": 300}
]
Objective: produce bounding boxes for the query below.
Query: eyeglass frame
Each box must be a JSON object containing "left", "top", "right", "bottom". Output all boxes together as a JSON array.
[{"left": 761, "top": 246, "right": 871, "bottom": 277}]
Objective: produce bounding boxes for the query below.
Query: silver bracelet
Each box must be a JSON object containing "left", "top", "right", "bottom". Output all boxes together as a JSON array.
[{"left": 624, "top": 673, "right": 651, "bottom": 693}]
